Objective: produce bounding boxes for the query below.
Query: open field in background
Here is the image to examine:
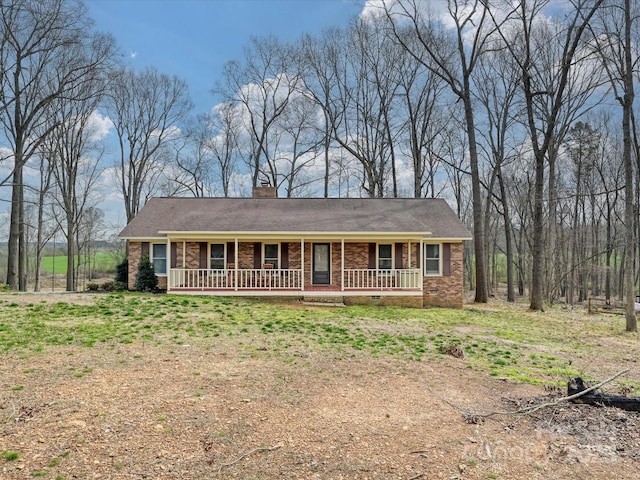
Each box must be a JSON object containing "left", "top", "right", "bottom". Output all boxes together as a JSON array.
[
  {"left": 1, "top": 294, "right": 640, "bottom": 479},
  {"left": 39, "top": 252, "right": 118, "bottom": 276},
  {"left": 0, "top": 246, "right": 118, "bottom": 285}
]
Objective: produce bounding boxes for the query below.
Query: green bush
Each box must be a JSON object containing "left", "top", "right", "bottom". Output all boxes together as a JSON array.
[
  {"left": 134, "top": 256, "right": 158, "bottom": 292},
  {"left": 102, "top": 281, "right": 127, "bottom": 292},
  {"left": 115, "top": 258, "right": 128, "bottom": 284},
  {"left": 87, "top": 281, "right": 127, "bottom": 292}
]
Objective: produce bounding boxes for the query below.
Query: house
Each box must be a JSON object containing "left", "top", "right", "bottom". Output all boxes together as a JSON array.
[{"left": 118, "top": 187, "right": 472, "bottom": 308}]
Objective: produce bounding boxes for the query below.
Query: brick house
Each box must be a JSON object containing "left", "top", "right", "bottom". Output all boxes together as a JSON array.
[{"left": 118, "top": 188, "right": 471, "bottom": 308}]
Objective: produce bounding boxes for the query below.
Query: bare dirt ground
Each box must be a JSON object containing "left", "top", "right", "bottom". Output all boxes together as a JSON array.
[{"left": 2, "top": 295, "right": 640, "bottom": 479}]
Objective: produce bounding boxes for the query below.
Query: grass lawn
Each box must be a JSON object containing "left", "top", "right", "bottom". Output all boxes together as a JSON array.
[
  {"left": 0, "top": 293, "right": 635, "bottom": 390},
  {"left": 1, "top": 293, "right": 639, "bottom": 479}
]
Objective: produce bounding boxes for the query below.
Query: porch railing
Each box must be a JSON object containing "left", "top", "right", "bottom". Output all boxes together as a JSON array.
[
  {"left": 169, "top": 268, "right": 422, "bottom": 292},
  {"left": 344, "top": 268, "right": 422, "bottom": 290},
  {"left": 169, "top": 268, "right": 303, "bottom": 291}
]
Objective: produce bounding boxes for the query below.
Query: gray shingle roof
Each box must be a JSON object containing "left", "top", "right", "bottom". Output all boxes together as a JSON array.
[{"left": 119, "top": 197, "right": 471, "bottom": 239}]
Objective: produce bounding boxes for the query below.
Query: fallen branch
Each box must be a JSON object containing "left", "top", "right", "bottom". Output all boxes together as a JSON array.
[
  {"left": 218, "top": 444, "right": 282, "bottom": 473},
  {"left": 568, "top": 376, "right": 640, "bottom": 411},
  {"left": 428, "top": 369, "right": 629, "bottom": 423}
]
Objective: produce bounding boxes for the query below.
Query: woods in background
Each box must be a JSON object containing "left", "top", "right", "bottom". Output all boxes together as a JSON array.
[{"left": 0, "top": 0, "right": 638, "bottom": 329}]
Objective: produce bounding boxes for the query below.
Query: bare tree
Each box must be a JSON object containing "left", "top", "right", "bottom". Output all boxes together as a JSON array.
[
  {"left": 332, "top": 18, "right": 404, "bottom": 197},
  {"left": 46, "top": 87, "right": 106, "bottom": 291},
  {"left": 298, "top": 30, "right": 344, "bottom": 197},
  {"left": 273, "top": 91, "right": 323, "bottom": 197},
  {"left": 32, "top": 147, "right": 56, "bottom": 292},
  {"left": 218, "top": 36, "right": 299, "bottom": 190},
  {"left": 168, "top": 114, "right": 215, "bottom": 197},
  {"left": 106, "top": 66, "right": 192, "bottom": 222},
  {"left": 394, "top": 31, "right": 450, "bottom": 199},
  {"left": 590, "top": 0, "right": 638, "bottom": 330},
  {"left": 383, "top": 0, "right": 500, "bottom": 302},
  {"left": 0, "top": 0, "right": 116, "bottom": 290},
  {"left": 208, "top": 104, "right": 241, "bottom": 197},
  {"left": 475, "top": 46, "right": 523, "bottom": 301},
  {"left": 490, "top": 0, "right": 605, "bottom": 310}
]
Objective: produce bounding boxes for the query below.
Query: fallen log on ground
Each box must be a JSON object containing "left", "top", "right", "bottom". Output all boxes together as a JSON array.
[{"left": 568, "top": 377, "right": 640, "bottom": 412}]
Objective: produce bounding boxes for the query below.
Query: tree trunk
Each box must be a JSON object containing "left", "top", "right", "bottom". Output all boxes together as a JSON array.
[
  {"left": 66, "top": 218, "right": 76, "bottom": 292},
  {"left": 463, "top": 95, "right": 488, "bottom": 303},
  {"left": 6, "top": 164, "right": 21, "bottom": 289},
  {"left": 622, "top": 0, "right": 636, "bottom": 331},
  {"left": 530, "top": 147, "right": 546, "bottom": 311}
]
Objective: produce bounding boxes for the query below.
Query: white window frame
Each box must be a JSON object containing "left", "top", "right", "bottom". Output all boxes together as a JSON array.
[
  {"left": 263, "top": 243, "right": 280, "bottom": 269},
  {"left": 151, "top": 243, "right": 167, "bottom": 276},
  {"left": 377, "top": 243, "right": 394, "bottom": 270},
  {"left": 209, "top": 243, "right": 226, "bottom": 271},
  {"left": 424, "top": 243, "right": 441, "bottom": 276}
]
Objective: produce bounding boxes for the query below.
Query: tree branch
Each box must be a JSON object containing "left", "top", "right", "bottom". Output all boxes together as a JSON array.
[{"left": 429, "top": 369, "right": 629, "bottom": 423}]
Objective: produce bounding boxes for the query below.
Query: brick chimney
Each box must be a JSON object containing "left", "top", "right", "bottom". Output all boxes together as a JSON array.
[{"left": 252, "top": 181, "right": 277, "bottom": 198}]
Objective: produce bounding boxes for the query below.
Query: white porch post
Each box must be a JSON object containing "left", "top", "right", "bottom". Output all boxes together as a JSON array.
[
  {"left": 341, "top": 239, "right": 345, "bottom": 291},
  {"left": 182, "top": 241, "right": 186, "bottom": 266},
  {"left": 408, "top": 241, "right": 412, "bottom": 268},
  {"left": 420, "top": 240, "right": 424, "bottom": 292},
  {"left": 234, "top": 238, "right": 238, "bottom": 292},
  {"left": 166, "top": 238, "right": 171, "bottom": 290},
  {"left": 301, "top": 239, "right": 305, "bottom": 290}
]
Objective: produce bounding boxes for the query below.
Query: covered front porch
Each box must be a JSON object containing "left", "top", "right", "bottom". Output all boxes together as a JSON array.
[
  {"left": 158, "top": 234, "right": 427, "bottom": 296},
  {"left": 168, "top": 266, "right": 423, "bottom": 293}
]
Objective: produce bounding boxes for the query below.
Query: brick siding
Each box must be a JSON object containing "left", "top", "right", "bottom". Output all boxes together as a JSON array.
[
  {"left": 127, "top": 239, "right": 465, "bottom": 308},
  {"left": 422, "top": 242, "right": 464, "bottom": 308}
]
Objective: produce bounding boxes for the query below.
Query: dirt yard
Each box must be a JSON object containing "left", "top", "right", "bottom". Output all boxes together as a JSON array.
[{"left": 2, "top": 294, "right": 640, "bottom": 479}]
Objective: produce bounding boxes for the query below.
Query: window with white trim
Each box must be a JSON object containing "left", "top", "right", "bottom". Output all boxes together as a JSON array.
[
  {"left": 210, "top": 243, "right": 225, "bottom": 270},
  {"left": 378, "top": 244, "right": 393, "bottom": 270},
  {"left": 424, "top": 244, "right": 440, "bottom": 275},
  {"left": 264, "top": 244, "right": 279, "bottom": 269},
  {"left": 151, "top": 243, "right": 167, "bottom": 275}
]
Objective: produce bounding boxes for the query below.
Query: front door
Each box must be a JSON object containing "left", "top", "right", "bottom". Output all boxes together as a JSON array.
[{"left": 313, "top": 243, "right": 330, "bottom": 284}]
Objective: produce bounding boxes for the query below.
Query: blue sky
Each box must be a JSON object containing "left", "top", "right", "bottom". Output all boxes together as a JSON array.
[
  {"left": 86, "top": 0, "right": 366, "bottom": 115},
  {"left": 0, "top": 0, "right": 369, "bottom": 240}
]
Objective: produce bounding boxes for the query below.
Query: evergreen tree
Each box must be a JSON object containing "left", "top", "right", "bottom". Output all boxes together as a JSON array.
[
  {"left": 115, "top": 258, "right": 128, "bottom": 284},
  {"left": 134, "top": 256, "right": 158, "bottom": 292}
]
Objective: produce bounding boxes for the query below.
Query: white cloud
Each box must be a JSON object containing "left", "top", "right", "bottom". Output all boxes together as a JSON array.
[
  {"left": 87, "top": 110, "right": 114, "bottom": 142},
  {"left": 359, "top": 0, "right": 391, "bottom": 21}
]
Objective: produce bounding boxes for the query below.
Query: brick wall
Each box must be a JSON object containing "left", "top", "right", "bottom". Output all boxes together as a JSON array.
[
  {"left": 423, "top": 242, "right": 464, "bottom": 308},
  {"left": 128, "top": 239, "right": 465, "bottom": 308},
  {"left": 128, "top": 242, "right": 141, "bottom": 288},
  {"left": 344, "top": 243, "right": 369, "bottom": 270},
  {"left": 252, "top": 186, "right": 277, "bottom": 198},
  {"left": 127, "top": 241, "right": 167, "bottom": 290}
]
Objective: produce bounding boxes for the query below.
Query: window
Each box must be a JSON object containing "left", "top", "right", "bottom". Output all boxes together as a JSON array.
[
  {"left": 378, "top": 244, "right": 393, "bottom": 270},
  {"left": 210, "top": 243, "right": 225, "bottom": 270},
  {"left": 425, "top": 244, "right": 440, "bottom": 275},
  {"left": 264, "top": 244, "right": 279, "bottom": 269},
  {"left": 151, "top": 243, "right": 167, "bottom": 275}
]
